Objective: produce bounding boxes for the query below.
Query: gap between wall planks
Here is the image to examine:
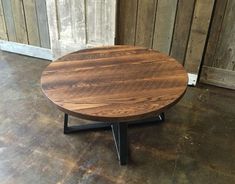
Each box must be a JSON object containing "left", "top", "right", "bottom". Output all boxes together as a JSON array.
[
  {"left": 0, "top": 0, "right": 50, "bottom": 49},
  {"left": 117, "top": 0, "right": 215, "bottom": 82}
]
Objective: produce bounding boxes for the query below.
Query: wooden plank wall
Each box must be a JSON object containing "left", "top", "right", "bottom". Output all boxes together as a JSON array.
[
  {"left": 201, "top": 0, "right": 235, "bottom": 89},
  {"left": 46, "top": 0, "right": 116, "bottom": 59},
  {"left": 0, "top": 0, "right": 50, "bottom": 48},
  {"left": 117, "top": 0, "right": 215, "bottom": 77}
]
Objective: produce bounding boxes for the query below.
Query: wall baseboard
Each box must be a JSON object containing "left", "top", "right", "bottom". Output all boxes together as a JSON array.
[
  {"left": 0, "top": 40, "right": 53, "bottom": 60},
  {"left": 200, "top": 66, "right": 235, "bottom": 90}
]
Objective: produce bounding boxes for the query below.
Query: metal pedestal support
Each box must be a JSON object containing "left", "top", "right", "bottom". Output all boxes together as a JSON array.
[{"left": 64, "top": 113, "right": 165, "bottom": 165}]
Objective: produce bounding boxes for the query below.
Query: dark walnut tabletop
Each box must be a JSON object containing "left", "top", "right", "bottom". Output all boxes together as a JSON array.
[{"left": 41, "top": 45, "right": 188, "bottom": 122}]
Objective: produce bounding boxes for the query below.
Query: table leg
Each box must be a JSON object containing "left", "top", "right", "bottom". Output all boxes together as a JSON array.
[
  {"left": 111, "top": 123, "right": 128, "bottom": 165},
  {"left": 63, "top": 112, "right": 165, "bottom": 165},
  {"left": 64, "top": 113, "right": 68, "bottom": 133},
  {"left": 128, "top": 112, "right": 165, "bottom": 126},
  {"left": 64, "top": 113, "right": 111, "bottom": 134}
]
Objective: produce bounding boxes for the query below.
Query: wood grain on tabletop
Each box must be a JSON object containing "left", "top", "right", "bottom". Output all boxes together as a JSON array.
[{"left": 41, "top": 45, "right": 188, "bottom": 122}]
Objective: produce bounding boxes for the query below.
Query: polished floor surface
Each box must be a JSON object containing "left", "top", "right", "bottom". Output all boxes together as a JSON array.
[{"left": 0, "top": 51, "right": 234, "bottom": 184}]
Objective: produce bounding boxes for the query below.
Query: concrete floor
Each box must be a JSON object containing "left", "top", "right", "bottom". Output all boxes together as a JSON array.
[{"left": 0, "top": 51, "right": 234, "bottom": 184}]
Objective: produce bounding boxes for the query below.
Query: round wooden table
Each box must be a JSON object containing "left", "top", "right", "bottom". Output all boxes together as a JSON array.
[{"left": 41, "top": 45, "right": 188, "bottom": 165}]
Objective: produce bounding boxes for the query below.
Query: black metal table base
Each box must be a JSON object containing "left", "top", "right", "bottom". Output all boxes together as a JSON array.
[{"left": 64, "top": 113, "right": 165, "bottom": 165}]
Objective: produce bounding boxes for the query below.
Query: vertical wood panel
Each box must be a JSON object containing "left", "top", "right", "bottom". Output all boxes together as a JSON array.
[
  {"left": 203, "top": 0, "right": 228, "bottom": 67},
  {"left": 86, "top": 0, "right": 103, "bottom": 44},
  {"left": 117, "top": 0, "right": 138, "bottom": 45},
  {"left": 213, "top": 0, "right": 235, "bottom": 70},
  {"left": 23, "top": 0, "right": 40, "bottom": 46},
  {"left": 35, "top": 0, "right": 50, "bottom": 48},
  {"left": 1, "top": 0, "right": 16, "bottom": 41},
  {"left": 152, "top": 0, "right": 178, "bottom": 54},
  {"left": 71, "top": 0, "right": 85, "bottom": 44},
  {"left": 170, "top": 0, "right": 195, "bottom": 64},
  {"left": 11, "top": 0, "right": 28, "bottom": 44},
  {"left": 135, "top": 0, "right": 157, "bottom": 48},
  {"left": 45, "top": 0, "right": 59, "bottom": 56},
  {"left": 0, "top": 0, "right": 8, "bottom": 40},
  {"left": 103, "top": 0, "right": 116, "bottom": 45},
  {"left": 56, "top": 0, "right": 72, "bottom": 41},
  {"left": 184, "top": 0, "right": 215, "bottom": 74}
]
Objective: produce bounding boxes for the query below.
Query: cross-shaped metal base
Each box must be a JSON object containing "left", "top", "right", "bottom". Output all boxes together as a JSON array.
[{"left": 64, "top": 113, "right": 165, "bottom": 165}]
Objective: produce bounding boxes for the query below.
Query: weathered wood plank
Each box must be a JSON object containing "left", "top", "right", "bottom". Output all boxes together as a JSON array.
[
  {"left": 71, "top": 0, "right": 86, "bottom": 44},
  {"left": 0, "top": 0, "right": 8, "bottom": 40},
  {"left": 213, "top": 0, "right": 235, "bottom": 70},
  {"left": 45, "top": 0, "right": 79, "bottom": 58},
  {"left": 117, "top": 0, "right": 138, "bottom": 45},
  {"left": 135, "top": 0, "right": 157, "bottom": 48},
  {"left": 86, "top": 0, "right": 103, "bottom": 44},
  {"left": 152, "top": 0, "right": 178, "bottom": 54},
  {"left": 200, "top": 66, "right": 235, "bottom": 89},
  {"left": 35, "top": 0, "right": 50, "bottom": 48},
  {"left": 1, "top": 0, "right": 16, "bottom": 41},
  {"left": 170, "top": 0, "right": 195, "bottom": 64},
  {"left": 0, "top": 39, "right": 52, "bottom": 60},
  {"left": 184, "top": 0, "right": 215, "bottom": 74},
  {"left": 103, "top": 0, "right": 116, "bottom": 45},
  {"left": 203, "top": 0, "right": 228, "bottom": 67},
  {"left": 56, "top": 0, "right": 72, "bottom": 41},
  {"left": 11, "top": 0, "right": 28, "bottom": 44},
  {"left": 45, "top": 0, "right": 58, "bottom": 55},
  {"left": 23, "top": 0, "right": 40, "bottom": 46},
  {"left": 86, "top": 0, "right": 116, "bottom": 46}
]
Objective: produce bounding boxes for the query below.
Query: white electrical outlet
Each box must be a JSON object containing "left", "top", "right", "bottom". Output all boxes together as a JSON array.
[{"left": 188, "top": 73, "right": 198, "bottom": 86}]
